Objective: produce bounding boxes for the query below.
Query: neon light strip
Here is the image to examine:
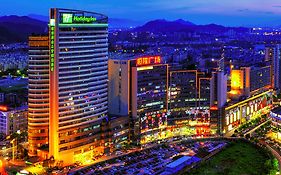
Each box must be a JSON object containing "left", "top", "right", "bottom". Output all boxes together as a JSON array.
[
  {"left": 137, "top": 66, "right": 153, "bottom": 71},
  {"left": 58, "top": 23, "right": 108, "bottom": 27},
  {"left": 50, "top": 25, "right": 55, "bottom": 71},
  {"left": 225, "top": 90, "right": 272, "bottom": 110}
]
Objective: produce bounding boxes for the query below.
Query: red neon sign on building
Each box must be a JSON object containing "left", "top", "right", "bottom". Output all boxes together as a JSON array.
[
  {"left": 0, "top": 105, "right": 8, "bottom": 112},
  {"left": 136, "top": 56, "right": 161, "bottom": 66}
]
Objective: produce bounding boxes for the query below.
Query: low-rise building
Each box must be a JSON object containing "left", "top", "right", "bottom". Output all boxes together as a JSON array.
[{"left": 0, "top": 105, "right": 28, "bottom": 135}]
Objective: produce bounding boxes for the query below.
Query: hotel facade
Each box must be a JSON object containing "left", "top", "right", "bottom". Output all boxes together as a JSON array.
[{"left": 28, "top": 8, "right": 108, "bottom": 164}]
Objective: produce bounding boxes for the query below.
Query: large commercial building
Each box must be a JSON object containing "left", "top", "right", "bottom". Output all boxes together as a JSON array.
[
  {"left": 225, "top": 64, "right": 273, "bottom": 134},
  {"left": 108, "top": 56, "right": 168, "bottom": 144},
  {"left": 28, "top": 8, "right": 108, "bottom": 164},
  {"left": 223, "top": 90, "right": 273, "bottom": 133},
  {"left": 168, "top": 70, "right": 214, "bottom": 136},
  {"left": 169, "top": 70, "right": 197, "bottom": 124},
  {"left": 230, "top": 66, "right": 271, "bottom": 98}
]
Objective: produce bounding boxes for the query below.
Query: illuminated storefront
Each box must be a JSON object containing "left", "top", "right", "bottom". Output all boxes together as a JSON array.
[
  {"left": 168, "top": 70, "right": 213, "bottom": 138},
  {"left": 269, "top": 107, "right": 281, "bottom": 142},
  {"left": 223, "top": 90, "right": 273, "bottom": 133},
  {"left": 133, "top": 57, "right": 168, "bottom": 143}
]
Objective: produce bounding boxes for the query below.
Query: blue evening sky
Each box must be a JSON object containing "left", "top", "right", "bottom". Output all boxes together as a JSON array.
[{"left": 1, "top": 0, "right": 281, "bottom": 26}]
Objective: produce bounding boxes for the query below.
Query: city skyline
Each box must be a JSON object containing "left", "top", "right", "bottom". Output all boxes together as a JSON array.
[
  {"left": 0, "top": 2, "right": 280, "bottom": 174},
  {"left": 1, "top": 0, "right": 281, "bottom": 26}
]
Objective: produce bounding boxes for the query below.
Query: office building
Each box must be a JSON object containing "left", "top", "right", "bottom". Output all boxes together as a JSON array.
[
  {"left": 28, "top": 8, "right": 108, "bottom": 164},
  {"left": 212, "top": 71, "right": 227, "bottom": 108},
  {"left": 223, "top": 90, "right": 273, "bottom": 133},
  {"left": 250, "top": 66, "right": 271, "bottom": 93},
  {"left": 265, "top": 46, "right": 280, "bottom": 90},
  {"left": 108, "top": 56, "right": 168, "bottom": 144},
  {"left": 168, "top": 70, "right": 213, "bottom": 136},
  {"left": 169, "top": 70, "right": 197, "bottom": 124},
  {"left": 230, "top": 66, "right": 271, "bottom": 98},
  {"left": 0, "top": 105, "right": 28, "bottom": 135},
  {"left": 105, "top": 115, "right": 130, "bottom": 152}
]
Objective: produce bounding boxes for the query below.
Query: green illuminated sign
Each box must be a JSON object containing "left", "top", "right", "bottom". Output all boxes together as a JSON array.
[
  {"left": 62, "top": 14, "right": 73, "bottom": 23},
  {"left": 61, "top": 13, "right": 97, "bottom": 24},
  {"left": 50, "top": 24, "right": 55, "bottom": 72},
  {"left": 73, "top": 16, "right": 96, "bottom": 23},
  {"left": 59, "top": 23, "right": 108, "bottom": 27}
]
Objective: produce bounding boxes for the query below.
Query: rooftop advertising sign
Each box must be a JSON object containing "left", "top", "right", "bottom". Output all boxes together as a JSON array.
[
  {"left": 62, "top": 13, "right": 97, "bottom": 24},
  {"left": 136, "top": 56, "right": 161, "bottom": 66}
]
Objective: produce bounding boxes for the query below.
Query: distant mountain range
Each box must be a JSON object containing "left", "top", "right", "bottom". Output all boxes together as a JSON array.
[
  {"left": 0, "top": 15, "right": 249, "bottom": 43},
  {"left": 0, "top": 15, "right": 47, "bottom": 43},
  {"left": 133, "top": 19, "right": 248, "bottom": 33},
  {"left": 133, "top": 19, "right": 194, "bottom": 32},
  {"left": 0, "top": 15, "right": 144, "bottom": 43}
]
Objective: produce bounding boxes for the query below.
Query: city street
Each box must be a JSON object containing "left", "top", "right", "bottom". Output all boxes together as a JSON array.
[{"left": 0, "top": 159, "right": 8, "bottom": 175}]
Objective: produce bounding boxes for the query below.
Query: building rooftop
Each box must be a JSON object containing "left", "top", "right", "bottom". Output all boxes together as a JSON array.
[
  {"left": 109, "top": 53, "right": 148, "bottom": 60},
  {"left": 166, "top": 156, "right": 200, "bottom": 168},
  {"left": 270, "top": 107, "right": 281, "bottom": 121},
  {"left": 271, "top": 106, "right": 281, "bottom": 115},
  {"left": 167, "top": 156, "right": 191, "bottom": 168}
]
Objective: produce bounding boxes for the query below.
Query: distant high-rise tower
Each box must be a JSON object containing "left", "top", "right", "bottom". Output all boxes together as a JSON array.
[
  {"left": 28, "top": 8, "right": 108, "bottom": 164},
  {"left": 265, "top": 46, "right": 280, "bottom": 90},
  {"left": 219, "top": 47, "right": 225, "bottom": 72}
]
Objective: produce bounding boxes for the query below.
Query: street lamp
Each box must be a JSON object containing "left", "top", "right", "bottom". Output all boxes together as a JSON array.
[{"left": 10, "top": 138, "right": 16, "bottom": 161}]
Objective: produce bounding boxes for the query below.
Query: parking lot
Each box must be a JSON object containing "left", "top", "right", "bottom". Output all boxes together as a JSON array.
[{"left": 69, "top": 140, "right": 227, "bottom": 175}]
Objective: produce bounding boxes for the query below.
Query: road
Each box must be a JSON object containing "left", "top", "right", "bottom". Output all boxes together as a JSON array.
[
  {"left": 0, "top": 147, "right": 13, "bottom": 154},
  {"left": 260, "top": 140, "right": 281, "bottom": 173},
  {"left": 0, "top": 142, "right": 28, "bottom": 155},
  {"left": 0, "top": 159, "right": 8, "bottom": 175},
  {"left": 243, "top": 120, "right": 270, "bottom": 137},
  {"left": 266, "top": 144, "right": 281, "bottom": 173}
]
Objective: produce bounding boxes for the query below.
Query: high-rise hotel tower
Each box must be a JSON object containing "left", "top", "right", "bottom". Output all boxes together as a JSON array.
[{"left": 28, "top": 8, "right": 108, "bottom": 164}]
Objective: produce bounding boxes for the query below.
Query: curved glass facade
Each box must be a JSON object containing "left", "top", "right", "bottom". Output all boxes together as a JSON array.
[
  {"left": 56, "top": 26, "right": 108, "bottom": 153},
  {"left": 28, "top": 9, "right": 108, "bottom": 163}
]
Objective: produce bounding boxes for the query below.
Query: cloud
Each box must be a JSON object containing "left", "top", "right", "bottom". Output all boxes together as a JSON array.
[
  {"left": 272, "top": 5, "right": 281, "bottom": 8},
  {"left": 236, "top": 8, "right": 275, "bottom": 15},
  {"left": 237, "top": 9, "right": 249, "bottom": 12}
]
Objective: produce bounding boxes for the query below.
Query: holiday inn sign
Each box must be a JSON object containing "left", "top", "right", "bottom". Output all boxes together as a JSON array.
[{"left": 62, "top": 13, "right": 97, "bottom": 23}]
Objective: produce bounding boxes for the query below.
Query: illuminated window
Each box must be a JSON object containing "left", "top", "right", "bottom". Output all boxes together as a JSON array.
[
  {"left": 230, "top": 114, "right": 233, "bottom": 123},
  {"left": 226, "top": 116, "right": 229, "bottom": 125}
]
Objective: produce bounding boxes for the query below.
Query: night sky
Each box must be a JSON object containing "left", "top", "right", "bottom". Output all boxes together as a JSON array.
[{"left": 1, "top": 0, "right": 281, "bottom": 26}]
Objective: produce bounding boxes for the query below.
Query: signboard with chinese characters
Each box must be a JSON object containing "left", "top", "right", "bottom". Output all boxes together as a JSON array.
[
  {"left": 136, "top": 56, "right": 161, "bottom": 66},
  {"left": 49, "top": 19, "right": 55, "bottom": 72}
]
